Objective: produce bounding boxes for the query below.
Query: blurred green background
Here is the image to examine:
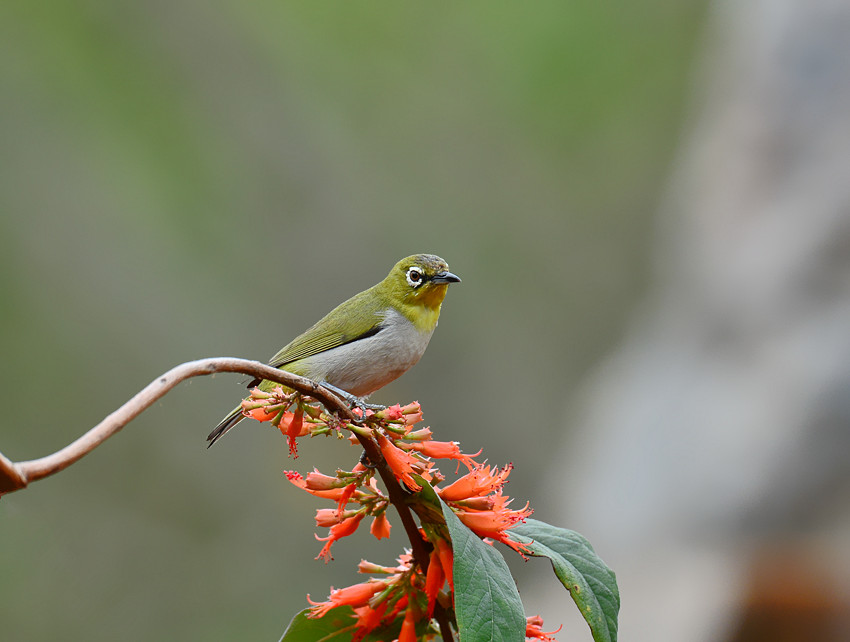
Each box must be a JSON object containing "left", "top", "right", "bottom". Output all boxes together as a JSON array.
[{"left": 0, "top": 2, "right": 705, "bottom": 639}]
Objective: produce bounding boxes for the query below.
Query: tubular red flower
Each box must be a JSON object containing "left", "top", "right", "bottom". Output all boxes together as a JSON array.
[
  {"left": 455, "top": 492, "right": 534, "bottom": 555},
  {"left": 410, "top": 440, "right": 481, "bottom": 470},
  {"left": 437, "top": 463, "right": 513, "bottom": 501},
  {"left": 285, "top": 470, "right": 349, "bottom": 500},
  {"left": 316, "top": 507, "right": 361, "bottom": 528},
  {"left": 307, "top": 579, "right": 387, "bottom": 618},
  {"left": 454, "top": 502, "right": 531, "bottom": 535},
  {"left": 315, "top": 513, "right": 365, "bottom": 562},
  {"left": 280, "top": 406, "right": 304, "bottom": 456},
  {"left": 398, "top": 606, "right": 417, "bottom": 642},
  {"left": 373, "top": 404, "right": 404, "bottom": 421},
  {"left": 376, "top": 432, "right": 424, "bottom": 491},
  {"left": 434, "top": 538, "right": 454, "bottom": 592},
  {"left": 424, "top": 549, "right": 445, "bottom": 618},
  {"left": 387, "top": 593, "right": 409, "bottom": 622},
  {"left": 338, "top": 482, "right": 358, "bottom": 511},
  {"left": 247, "top": 407, "right": 278, "bottom": 422},
  {"left": 525, "top": 614, "right": 562, "bottom": 640},
  {"left": 352, "top": 601, "right": 389, "bottom": 638},
  {"left": 404, "top": 427, "right": 433, "bottom": 441},
  {"left": 357, "top": 559, "right": 395, "bottom": 575},
  {"left": 400, "top": 401, "right": 423, "bottom": 426},
  {"left": 314, "top": 508, "right": 342, "bottom": 527},
  {"left": 369, "top": 512, "right": 392, "bottom": 540},
  {"left": 304, "top": 469, "right": 347, "bottom": 491},
  {"left": 454, "top": 496, "right": 533, "bottom": 555},
  {"left": 452, "top": 496, "right": 496, "bottom": 511}
]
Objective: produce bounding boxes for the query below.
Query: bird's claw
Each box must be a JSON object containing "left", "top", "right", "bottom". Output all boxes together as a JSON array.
[
  {"left": 320, "top": 382, "right": 387, "bottom": 419},
  {"left": 359, "top": 449, "right": 378, "bottom": 469}
]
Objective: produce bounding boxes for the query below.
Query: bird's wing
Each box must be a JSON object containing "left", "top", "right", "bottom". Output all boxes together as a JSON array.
[{"left": 267, "top": 288, "right": 386, "bottom": 368}]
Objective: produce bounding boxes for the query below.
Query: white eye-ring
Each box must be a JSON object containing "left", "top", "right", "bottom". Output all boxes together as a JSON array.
[{"left": 406, "top": 267, "right": 425, "bottom": 288}]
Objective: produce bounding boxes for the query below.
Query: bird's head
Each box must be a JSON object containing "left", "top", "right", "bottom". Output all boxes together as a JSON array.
[{"left": 380, "top": 254, "right": 461, "bottom": 321}]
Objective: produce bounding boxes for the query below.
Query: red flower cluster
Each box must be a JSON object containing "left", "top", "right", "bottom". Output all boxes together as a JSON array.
[
  {"left": 244, "top": 390, "right": 547, "bottom": 639},
  {"left": 284, "top": 463, "right": 387, "bottom": 562},
  {"left": 307, "top": 551, "right": 453, "bottom": 641},
  {"left": 436, "top": 463, "right": 532, "bottom": 556}
]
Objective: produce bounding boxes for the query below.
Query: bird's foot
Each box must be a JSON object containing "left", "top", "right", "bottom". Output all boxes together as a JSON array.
[
  {"left": 319, "top": 382, "right": 386, "bottom": 418},
  {"left": 359, "top": 449, "right": 378, "bottom": 469}
]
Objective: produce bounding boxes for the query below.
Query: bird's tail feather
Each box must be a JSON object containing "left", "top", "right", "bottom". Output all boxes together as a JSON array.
[{"left": 207, "top": 405, "right": 245, "bottom": 447}]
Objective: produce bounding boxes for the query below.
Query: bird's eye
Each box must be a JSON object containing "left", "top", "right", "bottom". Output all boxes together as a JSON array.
[{"left": 406, "top": 267, "right": 424, "bottom": 287}]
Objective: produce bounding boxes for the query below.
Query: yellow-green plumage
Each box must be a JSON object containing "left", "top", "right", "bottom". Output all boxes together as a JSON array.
[{"left": 207, "top": 254, "right": 459, "bottom": 445}]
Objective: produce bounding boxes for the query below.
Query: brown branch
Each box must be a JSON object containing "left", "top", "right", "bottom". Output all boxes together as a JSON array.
[
  {"left": 0, "top": 450, "right": 24, "bottom": 494},
  {"left": 0, "top": 357, "right": 356, "bottom": 495},
  {"left": 0, "top": 357, "right": 454, "bottom": 640}
]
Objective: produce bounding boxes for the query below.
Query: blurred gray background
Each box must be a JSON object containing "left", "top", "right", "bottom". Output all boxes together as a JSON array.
[{"left": 3, "top": 1, "right": 848, "bottom": 641}]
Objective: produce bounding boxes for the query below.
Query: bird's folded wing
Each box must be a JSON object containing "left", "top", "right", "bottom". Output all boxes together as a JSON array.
[{"left": 266, "top": 289, "right": 385, "bottom": 368}]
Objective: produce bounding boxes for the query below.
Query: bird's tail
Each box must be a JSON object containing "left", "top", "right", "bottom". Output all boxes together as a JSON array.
[{"left": 207, "top": 405, "right": 245, "bottom": 448}]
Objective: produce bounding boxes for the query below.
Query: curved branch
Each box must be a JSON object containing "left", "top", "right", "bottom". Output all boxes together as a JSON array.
[{"left": 0, "top": 357, "right": 355, "bottom": 495}]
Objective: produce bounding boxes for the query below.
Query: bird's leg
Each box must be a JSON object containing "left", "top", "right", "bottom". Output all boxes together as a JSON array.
[
  {"left": 359, "top": 449, "right": 378, "bottom": 469},
  {"left": 319, "top": 382, "right": 387, "bottom": 415},
  {"left": 319, "top": 382, "right": 386, "bottom": 468}
]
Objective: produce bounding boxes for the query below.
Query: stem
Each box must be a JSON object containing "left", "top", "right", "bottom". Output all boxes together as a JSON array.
[
  {"left": 351, "top": 433, "right": 455, "bottom": 642},
  {"left": 434, "top": 605, "right": 456, "bottom": 642},
  {"left": 352, "top": 433, "right": 431, "bottom": 569}
]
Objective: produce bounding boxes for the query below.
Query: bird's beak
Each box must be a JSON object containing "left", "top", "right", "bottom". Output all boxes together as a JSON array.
[{"left": 431, "top": 271, "right": 461, "bottom": 284}]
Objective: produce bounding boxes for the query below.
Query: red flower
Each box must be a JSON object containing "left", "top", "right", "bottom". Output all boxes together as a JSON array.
[
  {"left": 452, "top": 496, "right": 496, "bottom": 511},
  {"left": 315, "top": 507, "right": 362, "bottom": 528},
  {"left": 357, "top": 559, "right": 393, "bottom": 575},
  {"left": 398, "top": 605, "right": 417, "bottom": 642},
  {"left": 376, "top": 433, "right": 426, "bottom": 491},
  {"left": 391, "top": 593, "right": 409, "bottom": 616},
  {"left": 335, "top": 482, "right": 358, "bottom": 517},
  {"left": 370, "top": 512, "right": 392, "bottom": 540},
  {"left": 424, "top": 548, "right": 445, "bottom": 618},
  {"left": 400, "top": 401, "right": 423, "bottom": 426},
  {"left": 434, "top": 538, "right": 454, "bottom": 592},
  {"left": 304, "top": 469, "right": 347, "bottom": 491},
  {"left": 525, "top": 615, "right": 562, "bottom": 641},
  {"left": 246, "top": 407, "right": 278, "bottom": 422},
  {"left": 352, "top": 601, "right": 389, "bottom": 639},
  {"left": 373, "top": 404, "right": 404, "bottom": 421},
  {"left": 284, "top": 470, "right": 349, "bottom": 501},
  {"left": 314, "top": 508, "right": 342, "bottom": 527},
  {"left": 409, "top": 440, "right": 481, "bottom": 470},
  {"left": 404, "top": 427, "right": 433, "bottom": 441},
  {"left": 315, "top": 513, "right": 365, "bottom": 562},
  {"left": 454, "top": 494, "right": 532, "bottom": 554},
  {"left": 280, "top": 406, "right": 304, "bottom": 457},
  {"left": 437, "top": 464, "right": 513, "bottom": 501},
  {"left": 307, "top": 579, "right": 387, "bottom": 618}
]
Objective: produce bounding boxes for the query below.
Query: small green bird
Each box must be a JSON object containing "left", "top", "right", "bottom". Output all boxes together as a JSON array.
[{"left": 207, "top": 254, "right": 460, "bottom": 446}]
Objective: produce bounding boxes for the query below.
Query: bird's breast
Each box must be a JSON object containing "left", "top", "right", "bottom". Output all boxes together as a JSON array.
[{"left": 298, "top": 308, "right": 435, "bottom": 397}]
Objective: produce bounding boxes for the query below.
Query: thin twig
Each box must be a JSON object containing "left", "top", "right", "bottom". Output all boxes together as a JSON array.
[{"left": 0, "top": 358, "right": 355, "bottom": 494}]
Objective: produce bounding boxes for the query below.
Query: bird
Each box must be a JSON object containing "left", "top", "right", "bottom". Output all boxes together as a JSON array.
[{"left": 207, "top": 254, "right": 460, "bottom": 446}]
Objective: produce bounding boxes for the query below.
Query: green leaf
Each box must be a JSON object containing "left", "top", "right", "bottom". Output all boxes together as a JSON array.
[
  {"left": 279, "top": 606, "right": 356, "bottom": 642},
  {"left": 437, "top": 496, "right": 526, "bottom": 642},
  {"left": 508, "top": 519, "right": 619, "bottom": 642}
]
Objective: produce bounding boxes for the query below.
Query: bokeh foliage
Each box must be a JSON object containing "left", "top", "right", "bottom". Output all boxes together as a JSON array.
[{"left": 0, "top": 1, "right": 705, "bottom": 639}]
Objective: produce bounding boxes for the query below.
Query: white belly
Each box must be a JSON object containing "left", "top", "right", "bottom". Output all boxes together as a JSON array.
[{"left": 299, "top": 308, "right": 435, "bottom": 396}]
